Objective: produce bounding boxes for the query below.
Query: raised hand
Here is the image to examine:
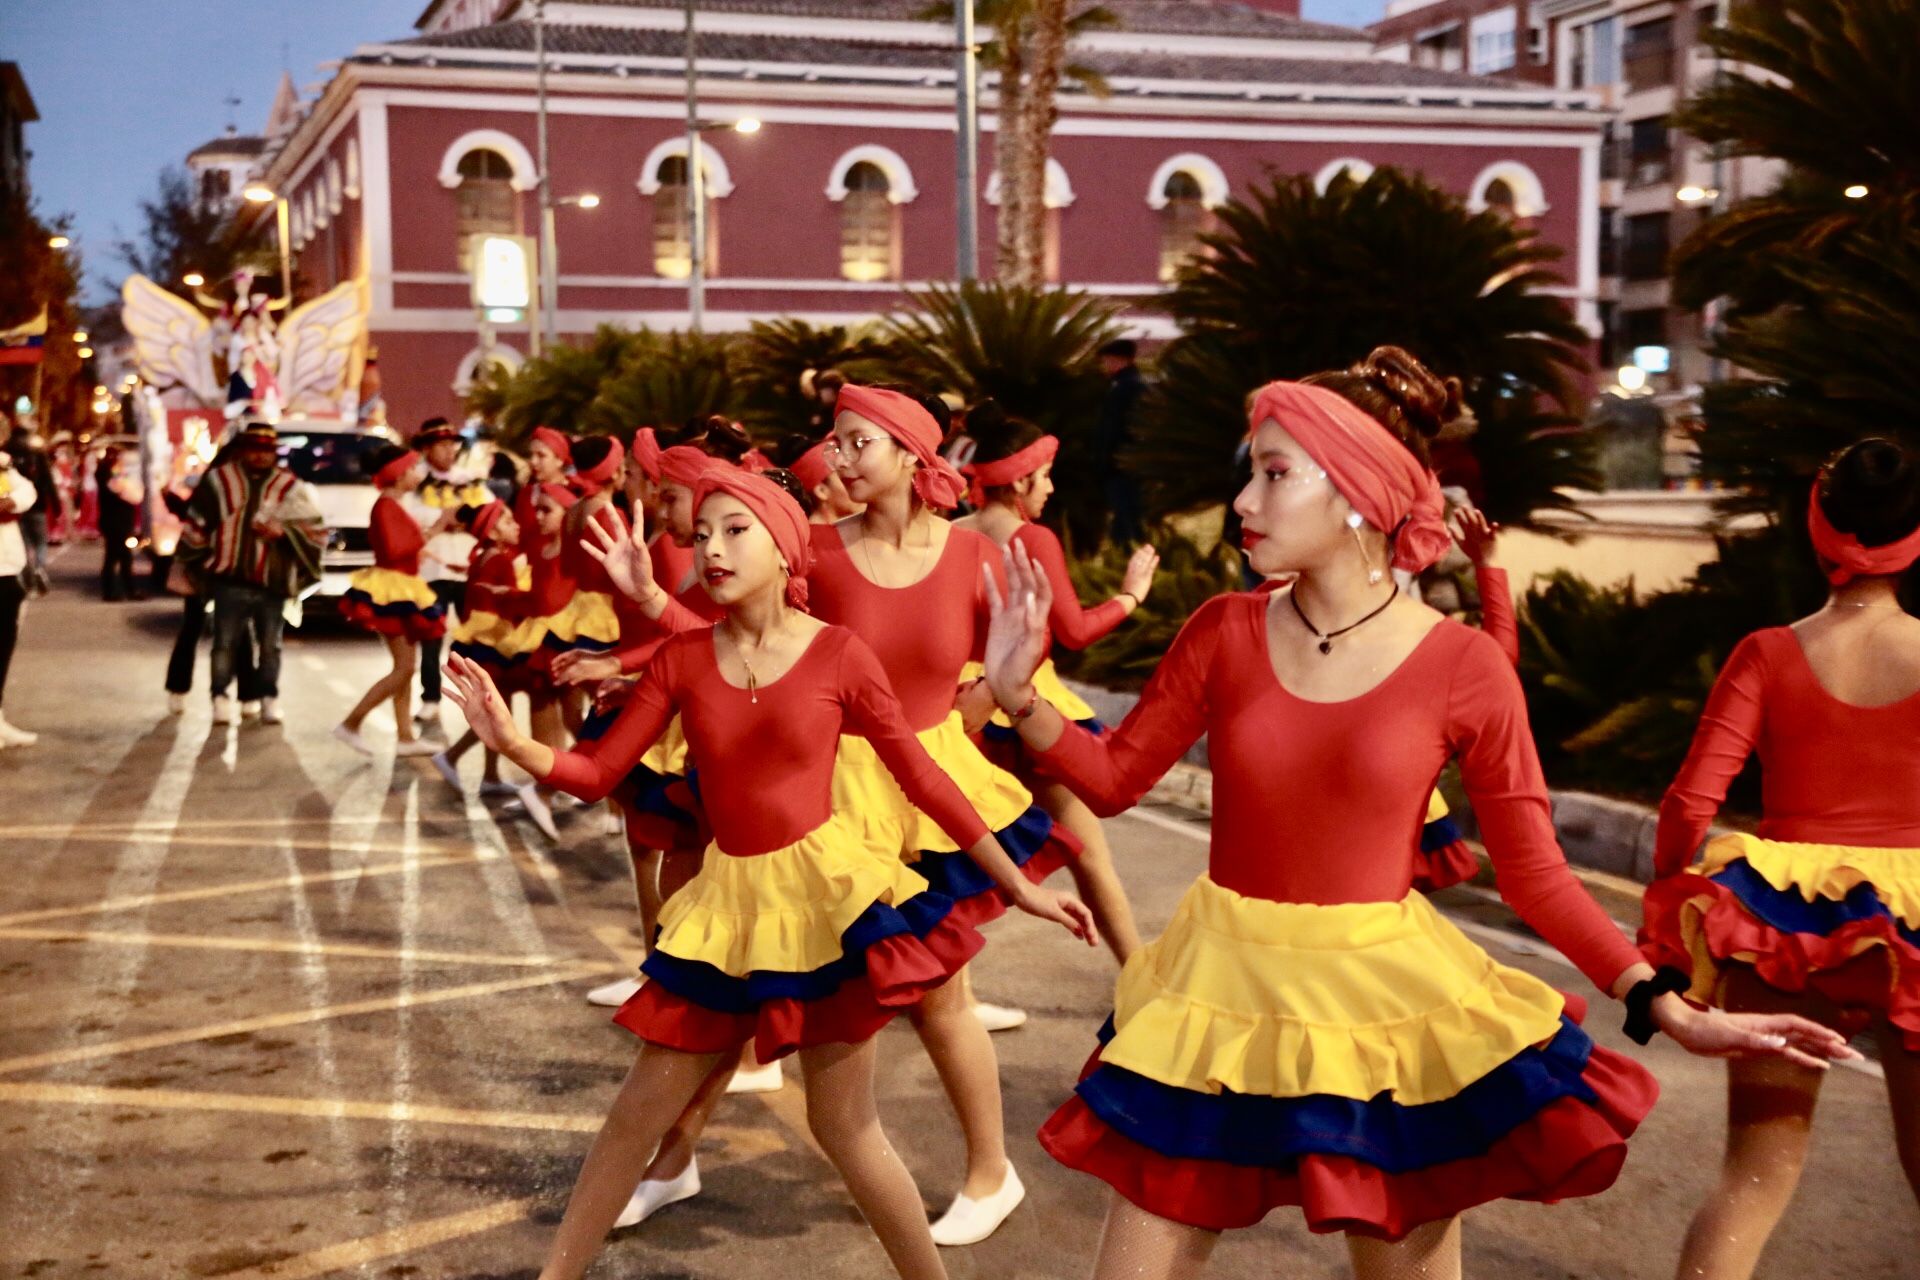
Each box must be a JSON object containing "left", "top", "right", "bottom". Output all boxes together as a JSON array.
[
  {"left": 1448, "top": 507, "right": 1500, "bottom": 568},
  {"left": 552, "top": 649, "right": 622, "bottom": 685},
  {"left": 1120, "top": 544, "right": 1161, "bottom": 604},
  {"left": 441, "top": 654, "right": 519, "bottom": 753},
  {"left": 1654, "top": 998, "right": 1860, "bottom": 1071},
  {"left": 580, "top": 505, "right": 657, "bottom": 604},
  {"left": 981, "top": 542, "right": 1052, "bottom": 711}
]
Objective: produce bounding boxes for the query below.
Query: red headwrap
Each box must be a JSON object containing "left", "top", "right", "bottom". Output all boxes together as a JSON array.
[
  {"left": 741, "top": 448, "right": 776, "bottom": 474},
  {"left": 791, "top": 441, "right": 833, "bottom": 493},
  {"left": 570, "top": 437, "right": 625, "bottom": 497},
  {"left": 374, "top": 449, "right": 421, "bottom": 489},
  {"left": 466, "top": 500, "right": 509, "bottom": 569},
  {"left": 536, "top": 481, "right": 579, "bottom": 511},
  {"left": 963, "top": 435, "right": 1059, "bottom": 509},
  {"left": 1807, "top": 485, "right": 1920, "bottom": 585},
  {"left": 658, "top": 444, "right": 717, "bottom": 491},
  {"left": 530, "top": 426, "right": 572, "bottom": 464},
  {"left": 1246, "top": 381, "right": 1451, "bottom": 574},
  {"left": 834, "top": 384, "right": 967, "bottom": 510},
  {"left": 630, "top": 427, "right": 662, "bottom": 481},
  {"left": 692, "top": 468, "right": 814, "bottom": 609}
]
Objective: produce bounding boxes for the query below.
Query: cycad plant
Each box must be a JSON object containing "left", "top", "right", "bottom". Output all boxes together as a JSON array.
[
  {"left": 1132, "top": 168, "right": 1595, "bottom": 525},
  {"left": 466, "top": 326, "right": 742, "bottom": 445},
  {"left": 1055, "top": 531, "right": 1245, "bottom": 690},
  {"left": 734, "top": 317, "right": 900, "bottom": 444}
]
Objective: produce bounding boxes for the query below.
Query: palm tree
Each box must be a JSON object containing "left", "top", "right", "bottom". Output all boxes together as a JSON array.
[{"left": 1131, "top": 167, "right": 1595, "bottom": 525}]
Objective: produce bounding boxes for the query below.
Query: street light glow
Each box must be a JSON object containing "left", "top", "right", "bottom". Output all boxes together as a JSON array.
[
  {"left": 1675, "top": 185, "right": 1718, "bottom": 205},
  {"left": 734, "top": 117, "right": 762, "bottom": 134},
  {"left": 1845, "top": 184, "right": 1869, "bottom": 199},
  {"left": 577, "top": 193, "right": 601, "bottom": 209},
  {"left": 183, "top": 271, "right": 206, "bottom": 287},
  {"left": 77, "top": 346, "right": 94, "bottom": 359},
  {"left": 1617, "top": 365, "right": 1649, "bottom": 393},
  {"left": 73, "top": 330, "right": 89, "bottom": 342},
  {"left": 243, "top": 184, "right": 277, "bottom": 203},
  {"left": 48, "top": 234, "right": 70, "bottom": 248}
]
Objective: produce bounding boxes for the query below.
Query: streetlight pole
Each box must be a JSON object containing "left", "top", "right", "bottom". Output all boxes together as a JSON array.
[
  {"left": 685, "top": 0, "right": 706, "bottom": 333},
  {"left": 953, "top": 0, "right": 979, "bottom": 281},
  {"left": 534, "top": 0, "right": 555, "bottom": 355}
]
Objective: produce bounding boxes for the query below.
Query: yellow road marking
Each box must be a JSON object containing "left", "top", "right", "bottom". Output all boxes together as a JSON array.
[
  {"left": 0, "top": 966, "right": 614, "bottom": 1076},
  {"left": 0, "top": 854, "right": 480, "bottom": 928},
  {"left": 0, "top": 925, "right": 574, "bottom": 969},
  {"left": 224, "top": 1196, "right": 536, "bottom": 1279}
]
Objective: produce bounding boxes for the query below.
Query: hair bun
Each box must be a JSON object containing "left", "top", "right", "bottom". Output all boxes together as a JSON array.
[
  {"left": 1821, "top": 437, "right": 1920, "bottom": 548},
  {"left": 1356, "top": 346, "right": 1462, "bottom": 441},
  {"left": 962, "top": 398, "right": 1009, "bottom": 445},
  {"left": 702, "top": 416, "right": 754, "bottom": 463}
]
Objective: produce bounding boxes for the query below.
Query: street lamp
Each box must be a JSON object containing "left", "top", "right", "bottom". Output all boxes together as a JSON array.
[
  {"left": 77, "top": 346, "right": 94, "bottom": 359},
  {"left": 680, "top": 117, "right": 759, "bottom": 334},
  {"left": 182, "top": 271, "right": 206, "bottom": 288},
  {"left": 1844, "top": 184, "right": 1869, "bottom": 199},
  {"left": 47, "top": 235, "right": 69, "bottom": 249},
  {"left": 537, "top": 192, "right": 602, "bottom": 349},
  {"left": 243, "top": 183, "right": 294, "bottom": 302},
  {"left": 73, "top": 329, "right": 88, "bottom": 343},
  {"left": 1675, "top": 185, "right": 1719, "bottom": 205}
]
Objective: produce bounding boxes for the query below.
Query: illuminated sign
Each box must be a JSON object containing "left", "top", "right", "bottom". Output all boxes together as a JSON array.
[
  {"left": 471, "top": 234, "right": 534, "bottom": 314},
  {"left": 1631, "top": 345, "right": 1671, "bottom": 374}
]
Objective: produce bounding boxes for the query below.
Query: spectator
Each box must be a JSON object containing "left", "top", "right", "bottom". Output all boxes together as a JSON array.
[
  {"left": 96, "top": 444, "right": 144, "bottom": 601},
  {"left": 0, "top": 441, "right": 37, "bottom": 747},
  {"left": 175, "top": 422, "right": 325, "bottom": 726},
  {"left": 401, "top": 418, "right": 490, "bottom": 734},
  {"left": 1093, "top": 338, "right": 1146, "bottom": 545},
  {"left": 161, "top": 444, "right": 255, "bottom": 713},
  {"left": 0, "top": 415, "right": 51, "bottom": 596}
]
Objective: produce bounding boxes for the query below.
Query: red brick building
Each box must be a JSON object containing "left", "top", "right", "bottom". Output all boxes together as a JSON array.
[{"left": 253, "top": 0, "right": 1609, "bottom": 429}]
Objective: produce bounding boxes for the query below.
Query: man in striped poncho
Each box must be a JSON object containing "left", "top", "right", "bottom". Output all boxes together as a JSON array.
[{"left": 176, "top": 422, "right": 325, "bottom": 725}]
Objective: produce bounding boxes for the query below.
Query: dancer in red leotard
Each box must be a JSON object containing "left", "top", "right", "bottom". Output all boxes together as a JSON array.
[
  {"left": 1641, "top": 437, "right": 1920, "bottom": 1280},
  {"left": 789, "top": 437, "right": 863, "bottom": 524},
  {"left": 979, "top": 376, "right": 1852, "bottom": 1280},
  {"left": 954, "top": 399, "right": 1157, "bottom": 961},
  {"left": 444, "top": 468, "right": 1091, "bottom": 1280},
  {"left": 436, "top": 500, "right": 530, "bottom": 791},
  {"left": 812, "top": 382, "right": 1086, "bottom": 1245},
  {"left": 335, "top": 445, "right": 447, "bottom": 759},
  {"left": 516, "top": 426, "right": 572, "bottom": 558}
]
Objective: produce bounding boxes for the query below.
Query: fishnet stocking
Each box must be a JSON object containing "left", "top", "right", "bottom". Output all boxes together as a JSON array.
[
  {"left": 1347, "top": 1216, "right": 1461, "bottom": 1280},
  {"left": 1091, "top": 1194, "right": 1220, "bottom": 1280}
]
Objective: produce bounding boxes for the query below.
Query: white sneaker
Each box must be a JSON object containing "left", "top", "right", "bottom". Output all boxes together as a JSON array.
[
  {"left": 516, "top": 784, "right": 560, "bottom": 840},
  {"left": 259, "top": 698, "right": 282, "bottom": 725},
  {"left": 166, "top": 693, "right": 187, "bottom": 715},
  {"left": 613, "top": 1158, "right": 700, "bottom": 1230},
  {"left": 240, "top": 699, "right": 262, "bottom": 720},
  {"left": 586, "top": 976, "right": 645, "bottom": 1008},
  {"left": 395, "top": 738, "right": 439, "bottom": 758},
  {"left": 0, "top": 716, "right": 36, "bottom": 747},
  {"left": 212, "top": 695, "right": 237, "bottom": 726},
  {"left": 929, "top": 1164, "right": 1026, "bottom": 1246},
  {"left": 430, "top": 751, "right": 463, "bottom": 790},
  {"left": 973, "top": 1001, "right": 1029, "bottom": 1033},
  {"left": 332, "top": 723, "right": 374, "bottom": 756},
  {"left": 726, "top": 1060, "right": 784, "bottom": 1095}
]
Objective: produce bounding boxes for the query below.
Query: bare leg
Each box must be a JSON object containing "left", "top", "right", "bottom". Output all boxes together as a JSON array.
[
  {"left": 343, "top": 634, "right": 416, "bottom": 734},
  {"left": 800, "top": 1037, "right": 949, "bottom": 1280},
  {"left": 642, "top": 1053, "right": 737, "bottom": 1182},
  {"left": 443, "top": 727, "right": 478, "bottom": 765},
  {"left": 481, "top": 745, "right": 501, "bottom": 782},
  {"left": 1347, "top": 1217, "right": 1462, "bottom": 1280},
  {"left": 1036, "top": 778, "right": 1141, "bottom": 963},
  {"left": 1877, "top": 1017, "right": 1920, "bottom": 1206},
  {"left": 907, "top": 969, "right": 1009, "bottom": 1198},
  {"left": 1090, "top": 1194, "right": 1219, "bottom": 1280},
  {"left": 526, "top": 695, "right": 566, "bottom": 803},
  {"left": 536, "top": 1044, "right": 724, "bottom": 1280},
  {"left": 1672, "top": 969, "right": 1829, "bottom": 1280},
  {"left": 626, "top": 840, "right": 664, "bottom": 942}
]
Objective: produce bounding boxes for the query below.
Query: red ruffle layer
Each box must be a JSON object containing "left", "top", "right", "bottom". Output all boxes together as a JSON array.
[
  {"left": 1641, "top": 876, "right": 1920, "bottom": 1049},
  {"left": 942, "top": 826, "right": 1080, "bottom": 933},
  {"left": 1411, "top": 839, "right": 1481, "bottom": 894},
  {"left": 612, "top": 910, "right": 986, "bottom": 1062},
  {"left": 1038, "top": 1034, "right": 1655, "bottom": 1240},
  {"left": 339, "top": 597, "right": 446, "bottom": 642}
]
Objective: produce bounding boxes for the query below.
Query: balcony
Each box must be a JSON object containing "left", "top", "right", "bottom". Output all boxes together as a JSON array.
[
  {"left": 1623, "top": 34, "right": 1675, "bottom": 92},
  {"left": 1627, "top": 151, "right": 1672, "bottom": 189}
]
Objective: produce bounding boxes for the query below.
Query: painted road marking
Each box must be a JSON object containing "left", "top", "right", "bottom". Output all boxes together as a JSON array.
[
  {"left": 224, "top": 1196, "right": 537, "bottom": 1280},
  {"left": 0, "top": 925, "right": 575, "bottom": 968}
]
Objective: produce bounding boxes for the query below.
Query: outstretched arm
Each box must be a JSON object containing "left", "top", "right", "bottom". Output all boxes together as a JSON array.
[
  {"left": 1652, "top": 635, "right": 1769, "bottom": 879},
  {"left": 1015, "top": 524, "right": 1158, "bottom": 650}
]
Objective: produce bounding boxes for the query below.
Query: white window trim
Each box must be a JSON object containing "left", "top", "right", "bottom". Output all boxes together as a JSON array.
[
  {"left": 636, "top": 137, "right": 737, "bottom": 197},
  {"left": 824, "top": 144, "right": 919, "bottom": 204},
  {"left": 1146, "top": 152, "right": 1229, "bottom": 209},
  {"left": 435, "top": 128, "right": 539, "bottom": 192},
  {"left": 344, "top": 137, "right": 362, "bottom": 199},
  {"left": 984, "top": 157, "right": 1075, "bottom": 209},
  {"left": 326, "top": 157, "right": 344, "bottom": 213},
  {"left": 1468, "top": 159, "right": 1549, "bottom": 217},
  {"left": 1312, "top": 157, "right": 1374, "bottom": 192}
]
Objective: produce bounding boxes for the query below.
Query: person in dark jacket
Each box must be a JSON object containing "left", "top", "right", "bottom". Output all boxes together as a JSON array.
[
  {"left": 1092, "top": 339, "right": 1146, "bottom": 545},
  {"left": 96, "top": 445, "right": 143, "bottom": 600}
]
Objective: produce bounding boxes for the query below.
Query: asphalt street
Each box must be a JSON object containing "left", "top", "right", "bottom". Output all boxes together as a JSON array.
[{"left": 0, "top": 548, "right": 1913, "bottom": 1279}]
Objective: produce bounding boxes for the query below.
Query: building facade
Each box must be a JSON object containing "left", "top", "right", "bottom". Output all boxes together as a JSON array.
[
  {"left": 0, "top": 62, "right": 38, "bottom": 200},
  {"left": 1370, "top": 0, "right": 1555, "bottom": 84},
  {"left": 246, "top": 0, "right": 1610, "bottom": 431}
]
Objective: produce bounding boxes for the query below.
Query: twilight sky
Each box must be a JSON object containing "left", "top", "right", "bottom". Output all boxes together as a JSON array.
[{"left": 1, "top": 0, "right": 1390, "bottom": 302}]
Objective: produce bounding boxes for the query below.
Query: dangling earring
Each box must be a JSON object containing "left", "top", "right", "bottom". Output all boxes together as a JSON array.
[{"left": 1347, "top": 511, "right": 1383, "bottom": 585}]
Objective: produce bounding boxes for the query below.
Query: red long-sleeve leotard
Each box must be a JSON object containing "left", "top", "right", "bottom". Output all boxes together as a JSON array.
[
  {"left": 1037, "top": 591, "right": 1643, "bottom": 991},
  {"left": 1654, "top": 628, "right": 1920, "bottom": 878},
  {"left": 543, "top": 627, "right": 992, "bottom": 856},
  {"left": 612, "top": 535, "right": 718, "bottom": 674},
  {"left": 1475, "top": 565, "right": 1518, "bottom": 667},
  {"left": 369, "top": 495, "right": 425, "bottom": 574},
  {"left": 1011, "top": 522, "right": 1129, "bottom": 650},
  {"left": 464, "top": 547, "right": 524, "bottom": 617},
  {"left": 807, "top": 523, "right": 1007, "bottom": 730}
]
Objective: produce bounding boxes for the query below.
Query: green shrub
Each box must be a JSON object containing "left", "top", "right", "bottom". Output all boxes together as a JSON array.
[{"left": 1054, "top": 530, "right": 1244, "bottom": 690}]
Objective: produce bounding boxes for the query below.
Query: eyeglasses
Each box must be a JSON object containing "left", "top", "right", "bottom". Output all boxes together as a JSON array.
[{"left": 823, "top": 434, "right": 889, "bottom": 463}]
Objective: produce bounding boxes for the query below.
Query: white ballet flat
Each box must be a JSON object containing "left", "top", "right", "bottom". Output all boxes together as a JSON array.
[
  {"left": 430, "top": 751, "right": 463, "bottom": 790},
  {"left": 725, "top": 1060, "right": 784, "bottom": 1094},
  {"left": 613, "top": 1158, "right": 701, "bottom": 1230},
  {"left": 586, "top": 976, "right": 644, "bottom": 1008},
  {"left": 929, "top": 1163, "right": 1026, "bottom": 1246},
  {"left": 332, "top": 724, "right": 374, "bottom": 756},
  {"left": 973, "top": 1001, "right": 1028, "bottom": 1032}
]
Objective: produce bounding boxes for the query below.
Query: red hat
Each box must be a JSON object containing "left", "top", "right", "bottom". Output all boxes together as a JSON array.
[
  {"left": 692, "top": 467, "right": 813, "bottom": 608},
  {"left": 1246, "top": 381, "right": 1450, "bottom": 574},
  {"left": 833, "top": 384, "right": 967, "bottom": 510}
]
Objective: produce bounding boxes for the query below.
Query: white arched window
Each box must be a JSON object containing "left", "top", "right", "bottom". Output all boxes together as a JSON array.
[
  {"left": 637, "top": 138, "right": 733, "bottom": 279},
  {"left": 985, "top": 158, "right": 1075, "bottom": 282},
  {"left": 1468, "top": 160, "right": 1549, "bottom": 219},
  {"left": 435, "top": 129, "right": 539, "bottom": 193},
  {"left": 325, "top": 158, "right": 343, "bottom": 213},
  {"left": 1312, "top": 157, "right": 1375, "bottom": 193},
  {"left": 825, "top": 144, "right": 918, "bottom": 204},
  {"left": 837, "top": 161, "right": 899, "bottom": 282},
  {"left": 451, "top": 147, "right": 520, "bottom": 270},
  {"left": 1147, "top": 155, "right": 1227, "bottom": 282},
  {"left": 344, "top": 138, "right": 362, "bottom": 198},
  {"left": 453, "top": 341, "right": 525, "bottom": 396}
]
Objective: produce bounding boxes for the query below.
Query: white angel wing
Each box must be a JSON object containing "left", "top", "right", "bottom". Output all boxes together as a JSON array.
[
  {"left": 276, "top": 278, "right": 370, "bottom": 419},
  {"left": 120, "top": 276, "right": 219, "bottom": 406}
]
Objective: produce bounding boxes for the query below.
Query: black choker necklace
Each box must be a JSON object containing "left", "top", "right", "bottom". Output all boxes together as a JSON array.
[{"left": 1290, "top": 584, "right": 1399, "bottom": 655}]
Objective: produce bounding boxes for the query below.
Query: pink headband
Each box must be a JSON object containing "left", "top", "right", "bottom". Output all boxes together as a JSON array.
[
  {"left": 374, "top": 450, "right": 420, "bottom": 489},
  {"left": 1808, "top": 486, "right": 1920, "bottom": 585},
  {"left": 570, "top": 437, "right": 625, "bottom": 497},
  {"left": 1246, "top": 380, "right": 1450, "bottom": 574},
  {"left": 963, "top": 435, "right": 1059, "bottom": 509},
  {"left": 791, "top": 441, "right": 833, "bottom": 492},
  {"left": 834, "top": 384, "right": 967, "bottom": 510},
  {"left": 469, "top": 500, "right": 508, "bottom": 542},
  {"left": 692, "top": 468, "right": 814, "bottom": 609},
  {"left": 531, "top": 426, "right": 572, "bottom": 464},
  {"left": 658, "top": 444, "right": 717, "bottom": 490},
  {"left": 630, "top": 427, "right": 662, "bottom": 481},
  {"left": 536, "top": 481, "right": 578, "bottom": 510}
]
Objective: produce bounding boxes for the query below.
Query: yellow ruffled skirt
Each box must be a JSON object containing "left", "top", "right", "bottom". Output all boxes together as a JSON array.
[{"left": 342, "top": 567, "right": 446, "bottom": 641}]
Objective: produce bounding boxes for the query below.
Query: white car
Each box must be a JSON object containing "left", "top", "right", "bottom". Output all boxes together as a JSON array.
[{"left": 270, "top": 418, "right": 396, "bottom": 601}]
